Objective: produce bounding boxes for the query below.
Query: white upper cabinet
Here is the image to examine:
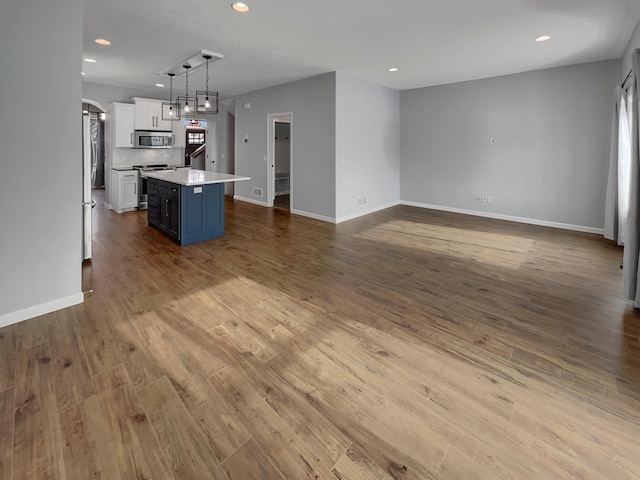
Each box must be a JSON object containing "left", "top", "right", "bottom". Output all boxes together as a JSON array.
[
  {"left": 133, "top": 98, "right": 172, "bottom": 131},
  {"left": 112, "top": 103, "right": 135, "bottom": 148}
]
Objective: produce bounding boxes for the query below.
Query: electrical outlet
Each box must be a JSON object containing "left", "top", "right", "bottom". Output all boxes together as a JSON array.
[{"left": 487, "top": 195, "right": 494, "bottom": 203}]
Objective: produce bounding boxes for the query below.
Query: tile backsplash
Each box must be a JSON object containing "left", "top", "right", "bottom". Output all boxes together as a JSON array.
[{"left": 113, "top": 147, "right": 183, "bottom": 167}]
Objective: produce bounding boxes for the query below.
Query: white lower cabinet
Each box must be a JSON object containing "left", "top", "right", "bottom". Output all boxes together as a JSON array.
[{"left": 112, "top": 169, "right": 139, "bottom": 213}]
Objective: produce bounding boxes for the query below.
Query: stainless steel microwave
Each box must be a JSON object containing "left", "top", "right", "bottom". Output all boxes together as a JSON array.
[{"left": 134, "top": 130, "right": 173, "bottom": 149}]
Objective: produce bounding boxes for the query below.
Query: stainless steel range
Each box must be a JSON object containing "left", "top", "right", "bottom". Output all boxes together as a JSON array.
[{"left": 133, "top": 165, "right": 177, "bottom": 210}]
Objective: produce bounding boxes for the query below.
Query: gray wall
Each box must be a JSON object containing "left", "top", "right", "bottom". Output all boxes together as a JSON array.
[
  {"left": 400, "top": 60, "right": 620, "bottom": 229},
  {"left": 623, "top": 19, "right": 640, "bottom": 79},
  {"left": 83, "top": 81, "right": 167, "bottom": 110},
  {"left": 0, "top": 0, "right": 84, "bottom": 322},
  {"left": 234, "top": 73, "right": 336, "bottom": 220},
  {"left": 335, "top": 72, "right": 400, "bottom": 221},
  {"left": 215, "top": 100, "right": 236, "bottom": 195}
]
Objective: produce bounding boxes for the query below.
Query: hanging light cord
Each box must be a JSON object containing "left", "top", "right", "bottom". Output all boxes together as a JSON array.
[
  {"left": 185, "top": 65, "right": 190, "bottom": 98},
  {"left": 206, "top": 57, "right": 210, "bottom": 97},
  {"left": 168, "top": 74, "right": 174, "bottom": 115},
  {"left": 203, "top": 54, "right": 212, "bottom": 109}
]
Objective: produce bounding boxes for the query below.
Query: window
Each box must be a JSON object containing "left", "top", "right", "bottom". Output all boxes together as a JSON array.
[{"left": 188, "top": 132, "right": 205, "bottom": 145}]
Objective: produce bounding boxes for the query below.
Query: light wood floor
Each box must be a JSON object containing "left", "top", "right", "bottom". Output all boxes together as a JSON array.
[{"left": 2, "top": 192, "right": 640, "bottom": 480}]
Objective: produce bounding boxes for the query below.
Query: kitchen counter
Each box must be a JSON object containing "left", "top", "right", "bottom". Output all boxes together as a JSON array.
[
  {"left": 142, "top": 169, "right": 249, "bottom": 186},
  {"left": 145, "top": 170, "right": 250, "bottom": 246}
]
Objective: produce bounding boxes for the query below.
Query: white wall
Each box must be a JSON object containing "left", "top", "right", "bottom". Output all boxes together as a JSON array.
[
  {"left": 622, "top": 19, "right": 640, "bottom": 79},
  {"left": 234, "top": 73, "right": 336, "bottom": 220},
  {"left": 335, "top": 72, "right": 400, "bottom": 222},
  {"left": 0, "top": 0, "right": 84, "bottom": 325},
  {"left": 399, "top": 60, "right": 620, "bottom": 231}
]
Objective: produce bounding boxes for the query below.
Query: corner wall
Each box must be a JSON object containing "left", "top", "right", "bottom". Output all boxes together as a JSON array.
[
  {"left": 335, "top": 73, "right": 400, "bottom": 222},
  {"left": 0, "top": 0, "right": 84, "bottom": 324},
  {"left": 234, "top": 73, "right": 336, "bottom": 221},
  {"left": 399, "top": 60, "right": 620, "bottom": 231}
]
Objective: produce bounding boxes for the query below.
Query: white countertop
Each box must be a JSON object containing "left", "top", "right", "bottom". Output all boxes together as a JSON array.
[{"left": 142, "top": 169, "right": 250, "bottom": 186}]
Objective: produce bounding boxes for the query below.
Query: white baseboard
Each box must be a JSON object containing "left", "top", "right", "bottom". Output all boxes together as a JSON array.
[
  {"left": 233, "top": 195, "right": 268, "bottom": 207},
  {"left": 400, "top": 201, "right": 604, "bottom": 235},
  {"left": 290, "top": 209, "right": 336, "bottom": 224},
  {"left": 0, "top": 292, "right": 85, "bottom": 329},
  {"left": 336, "top": 201, "right": 401, "bottom": 224}
]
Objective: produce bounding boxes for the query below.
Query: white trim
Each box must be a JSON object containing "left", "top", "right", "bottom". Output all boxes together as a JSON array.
[
  {"left": 336, "top": 201, "right": 401, "bottom": 224},
  {"left": 233, "top": 195, "right": 268, "bottom": 207},
  {"left": 0, "top": 293, "right": 84, "bottom": 329},
  {"left": 291, "top": 209, "right": 335, "bottom": 224},
  {"left": 82, "top": 98, "right": 107, "bottom": 112},
  {"left": 400, "top": 201, "right": 604, "bottom": 234}
]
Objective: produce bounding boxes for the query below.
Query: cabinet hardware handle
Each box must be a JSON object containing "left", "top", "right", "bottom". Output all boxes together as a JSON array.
[
  {"left": 134, "top": 184, "right": 137, "bottom": 194},
  {"left": 165, "top": 199, "right": 169, "bottom": 216},
  {"left": 130, "top": 132, "right": 133, "bottom": 144},
  {"left": 124, "top": 174, "right": 135, "bottom": 177}
]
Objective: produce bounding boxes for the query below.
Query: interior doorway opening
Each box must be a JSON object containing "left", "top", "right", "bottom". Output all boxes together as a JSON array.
[{"left": 267, "top": 112, "right": 292, "bottom": 210}]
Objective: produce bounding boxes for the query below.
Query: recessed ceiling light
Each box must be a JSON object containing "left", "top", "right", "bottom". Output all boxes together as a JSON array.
[
  {"left": 155, "top": 83, "right": 165, "bottom": 87},
  {"left": 535, "top": 35, "right": 551, "bottom": 42},
  {"left": 232, "top": 2, "right": 250, "bottom": 12},
  {"left": 84, "top": 58, "right": 97, "bottom": 63},
  {"left": 95, "top": 38, "right": 111, "bottom": 45},
  {"left": 389, "top": 67, "right": 399, "bottom": 72}
]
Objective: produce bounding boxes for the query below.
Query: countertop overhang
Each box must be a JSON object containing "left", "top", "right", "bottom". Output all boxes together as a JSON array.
[{"left": 141, "top": 169, "right": 250, "bottom": 186}]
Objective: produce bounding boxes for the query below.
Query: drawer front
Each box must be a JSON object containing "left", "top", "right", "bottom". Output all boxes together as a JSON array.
[{"left": 148, "top": 178, "right": 159, "bottom": 191}]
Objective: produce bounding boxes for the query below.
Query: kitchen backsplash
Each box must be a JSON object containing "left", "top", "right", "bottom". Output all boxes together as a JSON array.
[{"left": 112, "top": 147, "right": 184, "bottom": 167}]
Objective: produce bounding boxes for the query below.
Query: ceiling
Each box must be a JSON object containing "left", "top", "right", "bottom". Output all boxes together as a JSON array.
[{"left": 83, "top": 0, "right": 640, "bottom": 99}]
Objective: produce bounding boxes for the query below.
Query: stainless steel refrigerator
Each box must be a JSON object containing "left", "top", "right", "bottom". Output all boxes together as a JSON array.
[{"left": 82, "top": 114, "right": 97, "bottom": 260}]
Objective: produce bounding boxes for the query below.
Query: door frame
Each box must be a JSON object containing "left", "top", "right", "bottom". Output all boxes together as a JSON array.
[
  {"left": 266, "top": 112, "right": 292, "bottom": 208},
  {"left": 204, "top": 121, "right": 217, "bottom": 172}
]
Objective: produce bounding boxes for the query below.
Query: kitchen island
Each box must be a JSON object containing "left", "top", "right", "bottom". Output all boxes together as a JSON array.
[{"left": 142, "top": 169, "right": 249, "bottom": 246}]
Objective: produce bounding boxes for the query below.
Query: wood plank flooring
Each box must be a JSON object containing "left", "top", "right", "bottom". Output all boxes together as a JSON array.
[{"left": 2, "top": 190, "right": 640, "bottom": 479}]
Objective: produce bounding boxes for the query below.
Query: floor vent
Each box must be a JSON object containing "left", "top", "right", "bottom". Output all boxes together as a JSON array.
[
  {"left": 356, "top": 196, "right": 368, "bottom": 207},
  {"left": 253, "top": 187, "right": 264, "bottom": 197}
]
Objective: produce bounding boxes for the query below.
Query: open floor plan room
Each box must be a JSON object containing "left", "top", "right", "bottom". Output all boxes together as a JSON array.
[{"left": 1, "top": 195, "right": 639, "bottom": 479}]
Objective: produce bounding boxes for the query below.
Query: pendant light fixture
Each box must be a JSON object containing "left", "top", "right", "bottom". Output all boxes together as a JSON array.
[
  {"left": 176, "top": 63, "right": 197, "bottom": 119},
  {"left": 161, "top": 73, "right": 180, "bottom": 121},
  {"left": 196, "top": 54, "right": 219, "bottom": 115}
]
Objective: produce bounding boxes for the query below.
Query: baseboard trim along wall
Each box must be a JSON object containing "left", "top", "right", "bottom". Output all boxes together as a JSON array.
[
  {"left": 233, "top": 195, "right": 268, "bottom": 207},
  {"left": 290, "top": 209, "right": 336, "bottom": 224},
  {"left": 336, "top": 201, "right": 401, "bottom": 224},
  {"left": 0, "top": 292, "right": 84, "bottom": 329},
  {"left": 400, "top": 201, "right": 604, "bottom": 235}
]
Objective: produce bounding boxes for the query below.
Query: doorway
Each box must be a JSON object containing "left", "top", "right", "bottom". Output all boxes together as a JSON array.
[{"left": 267, "top": 112, "right": 292, "bottom": 210}]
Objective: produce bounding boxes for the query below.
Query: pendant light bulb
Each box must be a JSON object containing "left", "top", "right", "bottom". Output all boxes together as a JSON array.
[{"left": 205, "top": 97, "right": 210, "bottom": 109}]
